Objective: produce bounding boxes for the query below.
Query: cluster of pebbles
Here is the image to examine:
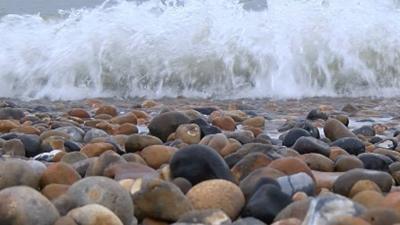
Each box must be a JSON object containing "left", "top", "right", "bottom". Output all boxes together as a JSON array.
[{"left": 2, "top": 97, "right": 400, "bottom": 225}]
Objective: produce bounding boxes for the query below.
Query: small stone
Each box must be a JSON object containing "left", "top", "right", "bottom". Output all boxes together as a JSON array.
[
  {"left": 80, "top": 142, "right": 115, "bottom": 157},
  {"left": 176, "top": 123, "right": 201, "bottom": 144},
  {"left": 140, "top": 145, "right": 177, "bottom": 169},
  {"left": 331, "top": 137, "right": 365, "bottom": 155},
  {"left": 113, "top": 123, "right": 138, "bottom": 135},
  {"left": 57, "top": 204, "right": 124, "bottom": 225},
  {"left": 212, "top": 115, "right": 236, "bottom": 131},
  {"left": 334, "top": 115, "right": 350, "bottom": 127},
  {"left": 274, "top": 199, "right": 311, "bottom": 222},
  {"left": 191, "top": 118, "right": 222, "bottom": 137},
  {"left": 242, "top": 184, "right": 292, "bottom": 224},
  {"left": 242, "top": 116, "right": 265, "bottom": 128},
  {"left": 132, "top": 178, "right": 193, "bottom": 221},
  {"left": 177, "top": 209, "right": 231, "bottom": 225},
  {"left": 125, "top": 134, "right": 163, "bottom": 153},
  {"left": 358, "top": 153, "right": 393, "bottom": 171},
  {"left": 268, "top": 157, "right": 314, "bottom": 181},
  {"left": 187, "top": 179, "right": 245, "bottom": 219},
  {"left": 0, "top": 186, "right": 59, "bottom": 225},
  {"left": 172, "top": 177, "right": 192, "bottom": 194},
  {"left": 329, "top": 147, "right": 349, "bottom": 161},
  {"left": 231, "top": 152, "right": 272, "bottom": 181},
  {"left": 0, "top": 120, "right": 19, "bottom": 132},
  {"left": 282, "top": 128, "right": 311, "bottom": 147},
  {"left": 353, "top": 125, "right": 376, "bottom": 137},
  {"left": 292, "top": 136, "right": 330, "bottom": 156},
  {"left": 277, "top": 172, "right": 316, "bottom": 197},
  {"left": 332, "top": 168, "right": 393, "bottom": 196},
  {"left": 11, "top": 125, "right": 41, "bottom": 135},
  {"left": 239, "top": 167, "right": 285, "bottom": 199},
  {"left": 324, "top": 119, "right": 357, "bottom": 141},
  {"left": 306, "top": 109, "right": 328, "bottom": 120},
  {"left": 83, "top": 128, "right": 109, "bottom": 143},
  {"left": 40, "top": 162, "right": 81, "bottom": 188},
  {"left": 149, "top": 111, "right": 191, "bottom": 142},
  {"left": 301, "top": 153, "right": 334, "bottom": 172},
  {"left": 334, "top": 153, "right": 362, "bottom": 170},
  {"left": 95, "top": 105, "right": 118, "bottom": 117},
  {"left": 170, "top": 144, "right": 234, "bottom": 185},
  {"left": 342, "top": 103, "right": 360, "bottom": 113},
  {"left": 1, "top": 138, "right": 25, "bottom": 156},
  {"left": 200, "top": 134, "right": 240, "bottom": 156},
  {"left": 121, "top": 153, "right": 147, "bottom": 165},
  {"left": 380, "top": 192, "right": 400, "bottom": 214},
  {"left": 68, "top": 108, "right": 91, "bottom": 119},
  {"left": 0, "top": 158, "right": 41, "bottom": 190},
  {"left": 111, "top": 112, "right": 137, "bottom": 125},
  {"left": 349, "top": 180, "right": 382, "bottom": 198},
  {"left": 142, "top": 99, "right": 158, "bottom": 108},
  {"left": 85, "top": 150, "right": 126, "bottom": 176},
  {"left": 104, "top": 162, "right": 158, "bottom": 180},
  {"left": 61, "top": 152, "right": 88, "bottom": 164}
]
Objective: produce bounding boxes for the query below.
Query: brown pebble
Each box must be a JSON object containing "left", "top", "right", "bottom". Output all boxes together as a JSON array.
[
  {"left": 349, "top": 180, "right": 382, "bottom": 198},
  {"left": 212, "top": 115, "right": 236, "bottom": 131},
  {"left": 140, "top": 145, "right": 177, "bottom": 169},
  {"left": 95, "top": 105, "right": 118, "bottom": 117},
  {"left": 68, "top": 108, "right": 91, "bottom": 119},
  {"left": 41, "top": 183, "right": 70, "bottom": 200},
  {"left": 80, "top": 142, "right": 115, "bottom": 157},
  {"left": 40, "top": 162, "right": 81, "bottom": 188}
]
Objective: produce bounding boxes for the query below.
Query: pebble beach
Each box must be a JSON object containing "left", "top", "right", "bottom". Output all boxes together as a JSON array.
[{"left": 1, "top": 96, "right": 400, "bottom": 225}]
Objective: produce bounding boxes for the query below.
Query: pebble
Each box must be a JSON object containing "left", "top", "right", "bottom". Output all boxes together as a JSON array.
[
  {"left": 282, "top": 128, "right": 311, "bottom": 147},
  {"left": 301, "top": 153, "right": 335, "bottom": 172},
  {"left": 1, "top": 138, "right": 25, "bottom": 156},
  {"left": 177, "top": 209, "right": 231, "bottom": 225},
  {"left": 292, "top": 136, "right": 330, "bottom": 156},
  {"left": 0, "top": 186, "right": 60, "bottom": 225},
  {"left": 331, "top": 137, "right": 366, "bottom": 155},
  {"left": 211, "top": 115, "right": 236, "bottom": 131},
  {"left": 132, "top": 178, "right": 193, "bottom": 221},
  {"left": 187, "top": 179, "right": 245, "bottom": 219},
  {"left": 40, "top": 162, "right": 81, "bottom": 188},
  {"left": 125, "top": 134, "right": 163, "bottom": 152},
  {"left": 268, "top": 157, "right": 315, "bottom": 181},
  {"left": 324, "top": 118, "right": 357, "bottom": 141},
  {"left": 0, "top": 158, "right": 41, "bottom": 190},
  {"left": 140, "top": 145, "right": 177, "bottom": 169},
  {"left": 170, "top": 144, "right": 234, "bottom": 185},
  {"left": 231, "top": 152, "right": 272, "bottom": 181},
  {"left": 334, "top": 155, "right": 364, "bottom": 172},
  {"left": 148, "top": 111, "right": 191, "bottom": 142},
  {"left": 176, "top": 123, "right": 201, "bottom": 144}
]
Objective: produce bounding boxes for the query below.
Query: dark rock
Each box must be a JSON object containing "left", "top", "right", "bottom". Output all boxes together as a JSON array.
[
  {"left": 224, "top": 143, "right": 282, "bottom": 168},
  {"left": 306, "top": 109, "right": 328, "bottom": 120},
  {"left": 148, "top": 111, "right": 191, "bottom": 142},
  {"left": 64, "top": 140, "right": 82, "bottom": 152},
  {"left": 242, "top": 184, "right": 292, "bottom": 224},
  {"left": 125, "top": 134, "right": 163, "bottom": 153},
  {"left": 353, "top": 125, "right": 375, "bottom": 137},
  {"left": 191, "top": 118, "right": 222, "bottom": 137},
  {"left": 331, "top": 137, "right": 365, "bottom": 155},
  {"left": 0, "top": 107, "right": 25, "bottom": 120},
  {"left": 358, "top": 153, "right": 393, "bottom": 172},
  {"left": 241, "top": 177, "right": 280, "bottom": 200},
  {"left": 334, "top": 155, "right": 364, "bottom": 172},
  {"left": 192, "top": 107, "right": 218, "bottom": 115},
  {"left": 83, "top": 128, "right": 108, "bottom": 143},
  {"left": 292, "top": 136, "right": 330, "bottom": 156},
  {"left": 282, "top": 128, "right": 311, "bottom": 147},
  {"left": 170, "top": 144, "right": 234, "bottom": 185},
  {"left": 370, "top": 136, "right": 383, "bottom": 144}
]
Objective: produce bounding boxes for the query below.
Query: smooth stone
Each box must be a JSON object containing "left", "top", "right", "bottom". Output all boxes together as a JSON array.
[
  {"left": 361, "top": 208, "right": 400, "bottom": 225},
  {"left": 111, "top": 112, "right": 137, "bottom": 125},
  {"left": 329, "top": 147, "right": 350, "bottom": 161},
  {"left": 242, "top": 116, "right": 265, "bottom": 128},
  {"left": 41, "top": 183, "right": 70, "bottom": 200},
  {"left": 334, "top": 155, "right": 364, "bottom": 172},
  {"left": 83, "top": 128, "right": 109, "bottom": 143},
  {"left": 149, "top": 111, "right": 191, "bottom": 142},
  {"left": 121, "top": 153, "right": 147, "bottom": 165},
  {"left": 80, "top": 142, "right": 115, "bottom": 157},
  {"left": 68, "top": 108, "right": 91, "bottom": 118},
  {"left": 331, "top": 137, "right": 365, "bottom": 155},
  {"left": 132, "top": 178, "right": 193, "bottom": 221},
  {"left": 342, "top": 103, "right": 360, "bottom": 113},
  {"left": 71, "top": 158, "right": 96, "bottom": 177},
  {"left": 274, "top": 199, "right": 311, "bottom": 222},
  {"left": 225, "top": 130, "right": 254, "bottom": 144},
  {"left": 40, "top": 162, "right": 81, "bottom": 188},
  {"left": 306, "top": 109, "right": 328, "bottom": 120},
  {"left": 292, "top": 136, "right": 330, "bottom": 156},
  {"left": 231, "top": 152, "right": 272, "bottom": 181},
  {"left": 0, "top": 158, "right": 41, "bottom": 190},
  {"left": 176, "top": 123, "right": 201, "bottom": 144},
  {"left": 358, "top": 153, "right": 393, "bottom": 172},
  {"left": 277, "top": 172, "right": 316, "bottom": 197},
  {"left": 224, "top": 143, "right": 282, "bottom": 168},
  {"left": 113, "top": 123, "right": 138, "bottom": 135},
  {"left": 104, "top": 162, "right": 158, "bottom": 180},
  {"left": 349, "top": 180, "right": 382, "bottom": 198},
  {"left": 125, "top": 134, "right": 163, "bottom": 153},
  {"left": 353, "top": 126, "right": 376, "bottom": 137},
  {"left": 332, "top": 169, "right": 393, "bottom": 196},
  {"left": 177, "top": 209, "right": 231, "bottom": 225},
  {"left": 301, "top": 153, "right": 334, "bottom": 172},
  {"left": 211, "top": 115, "right": 236, "bottom": 131},
  {"left": 187, "top": 179, "right": 245, "bottom": 219},
  {"left": 191, "top": 118, "right": 222, "bottom": 137},
  {"left": 95, "top": 105, "right": 118, "bottom": 117},
  {"left": 374, "top": 148, "right": 400, "bottom": 162},
  {"left": 0, "top": 120, "right": 19, "bottom": 132},
  {"left": 55, "top": 126, "right": 85, "bottom": 142},
  {"left": 334, "top": 115, "right": 350, "bottom": 127},
  {"left": 140, "top": 145, "right": 177, "bottom": 169},
  {"left": 242, "top": 184, "right": 292, "bottom": 224},
  {"left": 11, "top": 125, "right": 41, "bottom": 135},
  {"left": 1, "top": 138, "right": 25, "bottom": 156},
  {"left": 282, "top": 128, "right": 311, "bottom": 147},
  {"left": 56, "top": 176, "right": 134, "bottom": 225},
  {"left": 239, "top": 167, "right": 285, "bottom": 199},
  {"left": 40, "top": 130, "right": 71, "bottom": 141},
  {"left": 324, "top": 119, "right": 357, "bottom": 141},
  {"left": 64, "top": 140, "right": 82, "bottom": 152},
  {"left": 56, "top": 204, "right": 125, "bottom": 225},
  {"left": 268, "top": 157, "right": 314, "bottom": 181},
  {"left": 380, "top": 192, "right": 400, "bottom": 214},
  {"left": 232, "top": 217, "right": 266, "bottom": 225},
  {"left": 0, "top": 107, "right": 25, "bottom": 120},
  {"left": 200, "top": 133, "right": 241, "bottom": 157},
  {"left": 170, "top": 144, "right": 234, "bottom": 185},
  {"left": 352, "top": 190, "right": 384, "bottom": 209},
  {"left": 0, "top": 186, "right": 59, "bottom": 225},
  {"left": 85, "top": 150, "right": 126, "bottom": 176},
  {"left": 61, "top": 152, "right": 88, "bottom": 164},
  {"left": 15, "top": 134, "right": 41, "bottom": 157},
  {"left": 312, "top": 171, "right": 344, "bottom": 191},
  {"left": 302, "top": 194, "right": 365, "bottom": 225}
]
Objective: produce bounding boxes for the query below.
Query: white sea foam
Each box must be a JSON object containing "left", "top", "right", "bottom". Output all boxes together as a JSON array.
[{"left": 1, "top": 0, "right": 400, "bottom": 100}]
